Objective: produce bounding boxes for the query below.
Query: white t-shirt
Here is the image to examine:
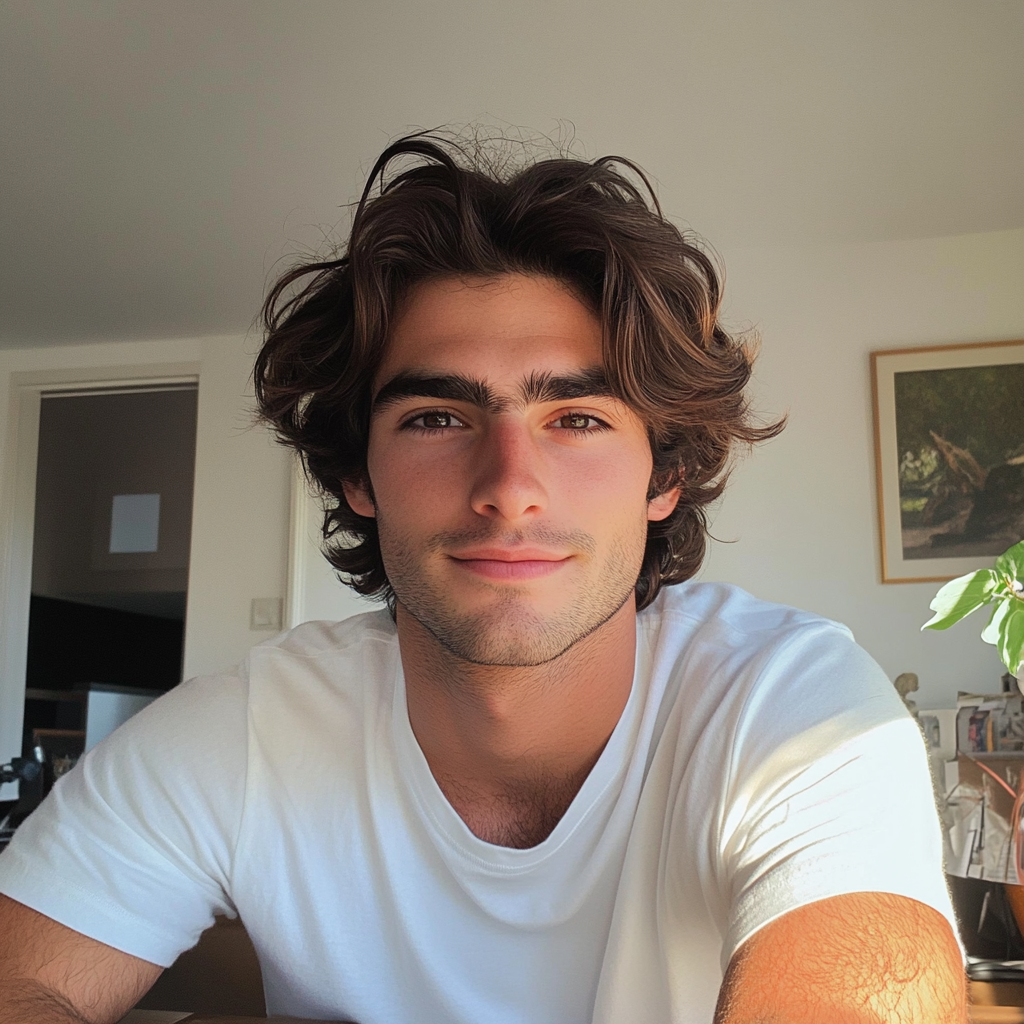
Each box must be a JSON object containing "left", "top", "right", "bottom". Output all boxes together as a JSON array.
[{"left": 0, "top": 583, "right": 955, "bottom": 1023}]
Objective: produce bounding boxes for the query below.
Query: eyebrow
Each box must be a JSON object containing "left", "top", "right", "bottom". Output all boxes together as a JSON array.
[{"left": 372, "top": 367, "right": 615, "bottom": 414}]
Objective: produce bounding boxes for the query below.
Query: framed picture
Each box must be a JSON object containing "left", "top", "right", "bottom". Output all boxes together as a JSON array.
[{"left": 872, "top": 339, "right": 1024, "bottom": 583}]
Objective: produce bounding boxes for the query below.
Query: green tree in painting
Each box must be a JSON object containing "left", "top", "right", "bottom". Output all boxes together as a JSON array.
[
  {"left": 896, "top": 364, "right": 1024, "bottom": 469},
  {"left": 895, "top": 364, "right": 1024, "bottom": 526}
]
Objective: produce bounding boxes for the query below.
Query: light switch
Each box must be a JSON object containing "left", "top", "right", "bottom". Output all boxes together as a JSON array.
[{"left": 250, "top": 597, "right": 283, "bottom": 631}]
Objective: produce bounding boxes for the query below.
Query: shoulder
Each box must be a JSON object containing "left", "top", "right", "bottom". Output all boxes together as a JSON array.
[
  {"left": 248, "top": 607, "right": 398, "bottom": 675},
  {"left": 640, "top": 581, "right": 906, "bottom": 754},
  {"left": 244, "top": 608, "right": 399, "bottom": 710},
  {"left": 641, "top": 580, "right": 852, "bottom": 648},
  {"left": 200, "top": 609, "right": 404, "bottom": 776},
  {"left": 259, "top": 607, "right": 398, "bottom": 659},
  {"left": 640, "top": 580, "right": 864, "bottom": 688},
  {"left": 88, "top": 609, "right": 398, "bottom": 769}
]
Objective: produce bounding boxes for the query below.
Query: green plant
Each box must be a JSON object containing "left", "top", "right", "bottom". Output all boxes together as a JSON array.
[{"left": 923, "top": 539, "right": 1024, "bottom": 677}]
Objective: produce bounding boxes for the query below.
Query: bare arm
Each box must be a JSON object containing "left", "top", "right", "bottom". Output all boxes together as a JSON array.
[
  {"left": 714, "top": 892, "right": 966, "bottom": 1024},
  {"left": 0, "top": 894, "right": 163, "bottom": 1024}
]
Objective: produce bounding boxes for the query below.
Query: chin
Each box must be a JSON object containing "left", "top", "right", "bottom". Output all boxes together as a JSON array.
[{"left": 410, "top": 590, "right": 633, "bottom": 668}]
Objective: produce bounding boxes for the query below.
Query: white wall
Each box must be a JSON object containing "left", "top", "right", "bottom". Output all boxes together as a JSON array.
[
  {"left": 0, "top": 334, "right": 291, "bottom": 773},
  {"left": 181, "top": 335, "right": 291, "bottom": 679},
  {"left": 704, "top": 226, "right": 1024, "bottom": 709}
]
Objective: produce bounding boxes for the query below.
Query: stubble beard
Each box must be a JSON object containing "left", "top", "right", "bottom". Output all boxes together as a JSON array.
[{"left": 377, "top": 517, "right": 648, "bottom": 667}]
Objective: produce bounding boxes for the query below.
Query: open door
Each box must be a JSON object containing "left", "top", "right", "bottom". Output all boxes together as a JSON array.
[{"left": 0, "top": 366, "right": 199, "bottom": 815}]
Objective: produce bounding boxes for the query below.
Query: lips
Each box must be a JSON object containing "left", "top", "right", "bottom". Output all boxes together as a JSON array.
[{"left": 448, "top": 548, "right": 571, "bottom": 580}]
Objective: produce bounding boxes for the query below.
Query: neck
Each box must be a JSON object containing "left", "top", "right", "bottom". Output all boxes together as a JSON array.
[{"left": 397, "top": 599, "right": 637, "bottom": 847}]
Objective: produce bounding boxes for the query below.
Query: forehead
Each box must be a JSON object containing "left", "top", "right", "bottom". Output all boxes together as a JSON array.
[{"left": 377, "top": 274, "right": 603, "bottom": 384}]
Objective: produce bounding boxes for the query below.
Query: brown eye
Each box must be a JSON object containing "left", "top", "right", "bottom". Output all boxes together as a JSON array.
[
  {"left": 422, "top": 412, "right": 452, "bottom": 429},
  {"left": 558, "top": 414, "right": 593, "bottom": 429},
  {"left": 406, "top": 410, "right": 466, "bottom": 431}
]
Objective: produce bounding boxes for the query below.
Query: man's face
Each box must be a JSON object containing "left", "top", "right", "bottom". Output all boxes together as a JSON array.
[{"left": 344, "top": 274, "right": 679, "bottom": 667}]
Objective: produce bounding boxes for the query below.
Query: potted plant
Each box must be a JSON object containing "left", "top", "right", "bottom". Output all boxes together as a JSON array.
[
  {"left": 924, "top": 539, "right": 1024, "bottom": 924},
  {"left": 923, "top": 539, "right": 1024, "bottom": 682}
]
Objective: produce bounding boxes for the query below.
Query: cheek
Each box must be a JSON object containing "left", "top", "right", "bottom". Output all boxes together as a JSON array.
[
  {"left": 365, "top": 437, "right": 458, "bottom": 517},
  {"left": 556, "top": 444, "right": 653, "bottom": 516}
]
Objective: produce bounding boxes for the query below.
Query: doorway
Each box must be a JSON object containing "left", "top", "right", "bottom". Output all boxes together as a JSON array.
[{"left": 9, "top": 382, "right": 198, "bottom": 813}]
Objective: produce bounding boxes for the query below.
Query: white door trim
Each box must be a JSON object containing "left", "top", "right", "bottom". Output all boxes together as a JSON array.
[
  {"left": 285, "top": 457, "right": 383, "bottom": 630},
  {"left": 0, "top": 361, "right": 200, "bottom": 797}
]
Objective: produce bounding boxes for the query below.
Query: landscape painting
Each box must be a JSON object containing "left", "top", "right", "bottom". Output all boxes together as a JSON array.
[{"left": 872, "top": 341, "right": 1024, "bottom": 582}]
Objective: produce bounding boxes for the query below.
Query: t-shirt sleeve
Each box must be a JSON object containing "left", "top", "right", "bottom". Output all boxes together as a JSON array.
[
  {"left": 0, "top": 671, "right": 249, "bottom": 967},
  {"left": 713, "top": 628, "right": 958, "bottom": 968}
]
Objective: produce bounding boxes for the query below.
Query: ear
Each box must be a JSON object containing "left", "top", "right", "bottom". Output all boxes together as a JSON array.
[
  {"left": 342, "top": 477, "right": 376, "bottom": 518},
  {"left": 647, "top": 486, "right": 681, "bottom": 523}
]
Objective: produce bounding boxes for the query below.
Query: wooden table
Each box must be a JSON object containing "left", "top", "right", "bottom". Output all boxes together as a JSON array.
[
  {"left": 121, "top": 989, "right": 1024, "bottom": 1024},
  {"left": 970, "top": 980, "right": 1024, "bottom": 1022},
  {"left": 186, "top": 1019, "right": 341, "bottom": 1024},
  {"left": 971, "top": 1010, "right": 1024, "bottom": 1023},
  {"left": 122, "top": 1009, "right": 1024, "bottom": 1024},
  {"left": 120, "top": 1014, "right": 344, "bottom": 1024}
]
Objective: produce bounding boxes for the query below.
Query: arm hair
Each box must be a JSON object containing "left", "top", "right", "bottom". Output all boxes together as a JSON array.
[
  {"left": 714, "top": 892, "right": 967, "bottom": 1024},
  {"left": 0, "top": 894, "right": 162, "bottom": 1024}
]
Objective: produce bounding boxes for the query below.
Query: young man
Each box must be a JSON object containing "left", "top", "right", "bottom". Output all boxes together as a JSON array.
[{"left": 0, "top": 135, "right": 964, "bottom": 1023}]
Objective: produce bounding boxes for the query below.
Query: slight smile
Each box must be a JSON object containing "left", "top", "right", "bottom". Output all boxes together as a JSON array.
[{"left": 448, "top": 549, "right": 572, "bottom": 581}]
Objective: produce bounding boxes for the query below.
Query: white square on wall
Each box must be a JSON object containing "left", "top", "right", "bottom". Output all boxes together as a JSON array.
[{"left": 109, "top": 493, "right": 160, "bottom": 553}]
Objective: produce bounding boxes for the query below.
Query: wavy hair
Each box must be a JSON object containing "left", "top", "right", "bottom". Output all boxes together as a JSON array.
[{"left": 254, "top": 132, "right": 783, "bottom": 611}]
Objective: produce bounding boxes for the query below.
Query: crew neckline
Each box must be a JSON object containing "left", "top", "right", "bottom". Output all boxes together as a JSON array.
[{"left": 391, "top": 623, "right": 648, "bottom": 875}]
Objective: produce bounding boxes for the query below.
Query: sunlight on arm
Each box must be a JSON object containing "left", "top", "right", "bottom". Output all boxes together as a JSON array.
[{"left": 713, "top": 892, "right": 966, "bottom": 1024}]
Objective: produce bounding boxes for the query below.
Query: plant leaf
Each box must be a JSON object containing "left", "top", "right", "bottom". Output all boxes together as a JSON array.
[
  {"left": 922, "top": 569, "right": 999, "bottom": 630},
  {"left": 982, "top": 600, "right": 1011, "bottom": 645},
  {"left": 996, "top": 540, "right": 1024, "bottom": 586},
  {"left": 999, "top": 605, "right": 1024, "bottom": 677}
]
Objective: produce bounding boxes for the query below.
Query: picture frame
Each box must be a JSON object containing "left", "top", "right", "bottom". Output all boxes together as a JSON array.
[{"left": 871, "top": 339, "right": 1024, "bottom": 583}]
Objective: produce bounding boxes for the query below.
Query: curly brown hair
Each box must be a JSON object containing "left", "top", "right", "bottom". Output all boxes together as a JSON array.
[{"left": 254, "top": 132, "right": 783, "bottom": 611}]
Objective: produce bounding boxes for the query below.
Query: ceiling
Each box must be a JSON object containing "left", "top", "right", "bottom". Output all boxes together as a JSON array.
[{"left": 1, "top": 0, "right": 1022, "bottom": 348}]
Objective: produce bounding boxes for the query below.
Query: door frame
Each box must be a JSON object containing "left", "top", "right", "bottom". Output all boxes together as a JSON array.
[
  {"left": 285, "top": 458, "right": 384, "bottom": 630},
  {"left": 0, "top": 362, "right": 200, "bottom": 798}
]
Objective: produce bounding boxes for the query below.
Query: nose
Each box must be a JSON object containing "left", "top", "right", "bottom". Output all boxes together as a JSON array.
[{"left": 469, "top": 418, "right": 548, "bottom": 521}]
